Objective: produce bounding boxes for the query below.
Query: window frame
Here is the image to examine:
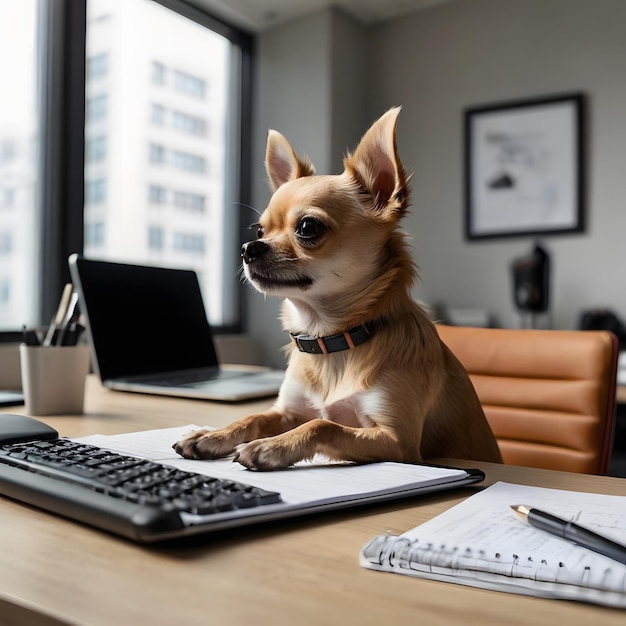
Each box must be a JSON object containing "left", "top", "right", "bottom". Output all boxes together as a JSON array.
[{"left": 0, "top": 0, "right": 253, "bottom": 342}]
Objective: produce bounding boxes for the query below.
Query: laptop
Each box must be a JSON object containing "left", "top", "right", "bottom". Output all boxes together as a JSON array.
[{"left": 68, "top": 254, "right": 284, "bottom": 402}]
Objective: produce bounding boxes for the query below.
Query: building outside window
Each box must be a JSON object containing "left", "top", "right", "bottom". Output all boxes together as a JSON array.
[
  {"left": 0, "top": 0, "right": 250, "bottom": 334},
  {"left": 0, "top": 0, "right": 40, "bottom": 330},
  {"left": 85, "top": 0, "right": 238, "bottom": 326}
]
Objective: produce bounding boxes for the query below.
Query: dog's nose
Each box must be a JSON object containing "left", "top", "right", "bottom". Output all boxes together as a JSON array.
[{"left": 241, "top": 240, "right": 269, "bottom": 264}]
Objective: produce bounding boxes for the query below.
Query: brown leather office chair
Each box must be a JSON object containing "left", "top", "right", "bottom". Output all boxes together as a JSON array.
[{"left": 436, "top": 325, "right": 619, "bottom": 474}]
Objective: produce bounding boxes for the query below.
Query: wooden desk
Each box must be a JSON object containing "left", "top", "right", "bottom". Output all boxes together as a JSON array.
[{"left": 1, "top": 377, "right": 625, "bottom": 626}]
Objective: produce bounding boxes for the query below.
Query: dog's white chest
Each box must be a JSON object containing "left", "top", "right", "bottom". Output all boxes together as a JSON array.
[
  {"left": 279, "top": 377, "right": 378, "bottom": 428},
  {"left": 321, "top": 396, "right": 375, "bottom": 428}
]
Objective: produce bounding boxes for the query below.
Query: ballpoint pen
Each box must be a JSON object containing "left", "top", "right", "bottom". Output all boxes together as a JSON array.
[
  {"left": 59, "top": 322, "right": 85, "bottom": 346},
  {"left": 511, "top": 504, "right": 626, "bottom": 566},
  {"left": 43, "top": 283, "right": 74, "bottom": 346},
  {"left": 54, "top": 291, "right": 80, "bottom": 346}
]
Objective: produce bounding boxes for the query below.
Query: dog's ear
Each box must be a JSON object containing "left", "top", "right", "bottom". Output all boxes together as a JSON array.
[
  {"left": 344, "top": 107, "right": 409, "bottom": 219},
  {"left": 265, "top": 130, "right": 316, "bottom": 192}
]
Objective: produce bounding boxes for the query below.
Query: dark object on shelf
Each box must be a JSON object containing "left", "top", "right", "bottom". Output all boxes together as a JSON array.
[
  {"left": 580, "top": 309, "right": 626, "bottom": 349},
  {"left": 511, "top": 244, "right": 550, "bottom": 313}
]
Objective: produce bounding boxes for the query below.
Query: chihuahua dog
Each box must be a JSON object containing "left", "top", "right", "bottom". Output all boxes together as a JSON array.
[{"left": 174, "top": 107, "right": 502, "bottom": 470}]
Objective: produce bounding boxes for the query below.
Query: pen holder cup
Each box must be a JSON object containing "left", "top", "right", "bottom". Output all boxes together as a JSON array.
[{"left": 19, "top": 344, "right": 91, "bottom": 416}]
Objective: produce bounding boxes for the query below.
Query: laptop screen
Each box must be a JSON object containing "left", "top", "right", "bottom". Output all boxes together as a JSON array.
[{"left": 70, "top": 256, "right": 219, "bottom": 380}]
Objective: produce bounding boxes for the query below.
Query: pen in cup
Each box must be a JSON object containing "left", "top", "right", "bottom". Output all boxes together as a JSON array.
[
  {"left": 22, "top": 286, "right": 84, "bottom": 350},
  {"left": 55, "top": 291, "right": 80, "bottom": 346},
  {"left": 43, "top": 283, "right": 74, "bottom": 347},
  {"left": 59, "top": 322, "right": 85, "bottom": 346}
]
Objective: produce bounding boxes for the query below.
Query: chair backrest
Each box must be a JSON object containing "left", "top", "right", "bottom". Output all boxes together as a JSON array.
[{"left": 436, "top": 325, "right": 619, "bottom": 474}]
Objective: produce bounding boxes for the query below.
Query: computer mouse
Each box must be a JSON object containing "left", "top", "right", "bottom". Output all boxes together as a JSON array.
[{"left": 0, "top": 414, "right": 59, "bottom": 445}]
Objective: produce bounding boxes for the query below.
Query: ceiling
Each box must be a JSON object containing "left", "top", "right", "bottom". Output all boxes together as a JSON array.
[{"left": 193, "top": 0, "right": 452, "bottom": 33}]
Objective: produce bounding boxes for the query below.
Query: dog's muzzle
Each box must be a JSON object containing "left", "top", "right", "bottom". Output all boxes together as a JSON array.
[{"left": 241, "top": 240, "right": 269, "bottom": 264}]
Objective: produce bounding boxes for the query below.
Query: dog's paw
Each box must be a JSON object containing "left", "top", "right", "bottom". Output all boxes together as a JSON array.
[
  {"left": 234, "top": 439, "right": 300, "bottom": 471},
  {"left": 172, "top": 429, "right": 239, "bottom": 460}
]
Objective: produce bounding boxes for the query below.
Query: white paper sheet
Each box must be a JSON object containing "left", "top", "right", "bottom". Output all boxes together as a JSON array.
[{"left": 74, "top": 424, "right": 470, "bottom": 506}]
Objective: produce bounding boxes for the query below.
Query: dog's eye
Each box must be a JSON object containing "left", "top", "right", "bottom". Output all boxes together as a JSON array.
[
  {"left": 247, "top": 222, "right": 264, "bottom": 239},
  {"left": 296, "top": 217, "right": 326, "bottom": 241}
]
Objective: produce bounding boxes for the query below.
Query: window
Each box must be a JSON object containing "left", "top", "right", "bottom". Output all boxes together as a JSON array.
[
  {"left": 86, "top": 52, "right": 108, "bottom": 81},
  {"left": 172, "top": 69, "right": 206, "bottom": 99},
  {"left": 149, "top": 143, "right": 167, "bottom": 164},
  {"left": 172, "top": 110, "right": 207, "bottom": 136},
  {"left": 86, "top": 136, "right": 107, "bottom": 163},
  {"left": 148, "top": 226, "right": 164, "bottom": 250},
  {"left": 173, "top": 232, "right": 205, "bottom": 254},
  {"left": 0, "top": 232, "right": 12, "bottom": 255},
  {"left": 1, "top": 0, "right": 251, "bottom": 335},
  {"left": 148, "top": 184, "right": 167, "bottom": 205},
  {"left": 86, "top": 94, "right": 108, "bottom": 122},
  {"left": 85, "top": 222, "right": 105, "bottom": 248},
  {"left": 0, "top": 189, "right": 16, "bottom": 210},
  {"left": 151, "top": 103, "right": 167, "bottom": 126},
  {"left": 0, "top": 140, "right": 17, "bottom": 162},
  {"left": 86, "top": 178, "right": 107, "bottom": 205},
  {"left": 83, "top": 0, "right": 248, "bottom": 327},
  {"left": 171, "top": 150, "right": 206, "bottom": 173},
  {"left": 173, "top": 190, "right": 205, "bottom": 213},
  {"left": 0, "top": 1, "right": 41, "bottom": 330},
  {"left": 151, "top": 61, "right": 167, "bottom": 86},
  {"left": 0, "top": 280, "right": 9, "bottom": 305}
]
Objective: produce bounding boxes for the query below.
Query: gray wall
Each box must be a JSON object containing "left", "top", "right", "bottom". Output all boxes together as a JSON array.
[{"left": 247, "top": 0, "right": 626, "bottom": 368}]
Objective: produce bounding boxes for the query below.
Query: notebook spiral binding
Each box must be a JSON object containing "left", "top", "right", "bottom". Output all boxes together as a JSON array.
[{"left": 362, "top": 533, "right": 621, "bottom": 589}]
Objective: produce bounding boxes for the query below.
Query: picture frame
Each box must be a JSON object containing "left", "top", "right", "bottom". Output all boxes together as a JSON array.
[{"left": 464, "top": 93, "right": 585, "bottom": 240}]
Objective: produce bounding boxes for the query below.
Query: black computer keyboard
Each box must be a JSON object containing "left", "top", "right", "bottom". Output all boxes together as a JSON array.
[{"left": 0, "top": 437, "right": 282, "bottom": 542}]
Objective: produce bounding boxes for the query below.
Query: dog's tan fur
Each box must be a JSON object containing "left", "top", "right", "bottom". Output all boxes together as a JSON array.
[{"left": 174, "top": 108, "right": 502, "bottom": 470}]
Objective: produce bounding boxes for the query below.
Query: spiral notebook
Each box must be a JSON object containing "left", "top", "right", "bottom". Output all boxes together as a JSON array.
[{"left": 360, "top": 482, "right": 626, "bottom": 608}]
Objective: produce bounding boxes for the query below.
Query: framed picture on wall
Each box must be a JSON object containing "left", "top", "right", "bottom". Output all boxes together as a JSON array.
[{"left": 464, "top": 93, "right": 585, "bottom": 240}]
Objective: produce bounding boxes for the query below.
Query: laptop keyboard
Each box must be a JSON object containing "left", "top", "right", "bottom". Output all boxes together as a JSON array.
[{"left": 0, "top": 438, "right": 282, "bottom": 541}]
